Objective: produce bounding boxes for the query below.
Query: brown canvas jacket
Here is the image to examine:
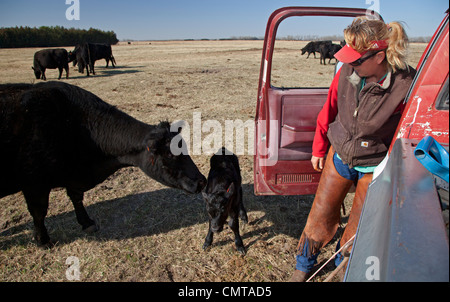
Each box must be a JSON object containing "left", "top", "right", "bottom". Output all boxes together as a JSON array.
[{"left": 328, "top": 63, "right": 416, "bottom": 168}]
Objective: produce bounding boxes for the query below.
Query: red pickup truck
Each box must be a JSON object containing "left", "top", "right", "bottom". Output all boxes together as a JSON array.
[{"left": 253, "top": 7, "right": 449, "bottom": 281}]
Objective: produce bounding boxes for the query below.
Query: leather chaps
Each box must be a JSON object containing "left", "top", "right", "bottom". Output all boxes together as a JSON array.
[{"left": 296, "top": 147, "right": 373, "bottom": 257}]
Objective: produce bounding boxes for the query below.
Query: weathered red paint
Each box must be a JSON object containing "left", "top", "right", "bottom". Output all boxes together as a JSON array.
[{"left": 392, "top": 10, "right": 449, "bottom": 148}]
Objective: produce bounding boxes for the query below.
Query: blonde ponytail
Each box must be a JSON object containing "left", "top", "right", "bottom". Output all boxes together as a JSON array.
[
  {"left": 343, "top": 17, "right": 409, "bottom": 72},
  {"left": 385, "top": 21, "right": 409, "bottom": 72}
]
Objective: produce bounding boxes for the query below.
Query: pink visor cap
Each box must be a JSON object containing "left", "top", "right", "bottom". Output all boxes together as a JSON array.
[{"left": 334, "top": 40, "right": 388, "bottom": 63}]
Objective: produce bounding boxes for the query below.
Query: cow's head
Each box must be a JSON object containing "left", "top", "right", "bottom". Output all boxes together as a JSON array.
[
  {"left": 202, "top": 182, "right": 235, "bottom": 233},
  {"left": 140, "top": 122, "right": 206, "bottom": 193},
  {"left": 68, "top": 51, "right": 76, "bottom": 63},
  {"left": 31, "top": 66, "right": 41, "bottom": 79}
]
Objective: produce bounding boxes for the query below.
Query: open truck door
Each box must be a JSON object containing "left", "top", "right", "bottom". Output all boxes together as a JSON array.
[{"left": 254, "top": 7, "right": 382, "bottom": 195}]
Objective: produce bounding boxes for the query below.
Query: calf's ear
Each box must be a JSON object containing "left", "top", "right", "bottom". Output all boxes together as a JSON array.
[{"left": 225, "top": 183, "right": 235, "bottom": 199}]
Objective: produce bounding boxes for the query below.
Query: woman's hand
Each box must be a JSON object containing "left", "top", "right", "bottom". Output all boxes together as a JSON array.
[{"left": 311, "top": 156, "right": 324, "bottom": 172}]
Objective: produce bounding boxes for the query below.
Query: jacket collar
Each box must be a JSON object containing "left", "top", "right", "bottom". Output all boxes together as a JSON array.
[{"left": 347, "top": 67, "right": 392, "bottom": 90}]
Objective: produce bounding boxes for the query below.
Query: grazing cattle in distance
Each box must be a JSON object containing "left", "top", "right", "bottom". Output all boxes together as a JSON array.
[
  {"left": 202, "top": 147, "right": 248, "bottom": 255},
  {"left": 68, "top": 43, "right": 116, "bottom": 76},
  {"left": 0, "top": 81, "right": 206, "bottom": 247},
  {"left": 32, "top": 48, "right": 69, "bottom": 80},
  {"left": 319, "top": 43, "right": 342, "bottom": 65},
  {"left": 68, "top": 45, "right": 81, "bottom": 68},
  {"left": 301, "top": 40, "right": 332, "bottom": 59}
]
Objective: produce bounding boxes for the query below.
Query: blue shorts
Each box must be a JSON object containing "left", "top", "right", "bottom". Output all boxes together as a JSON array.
[{"left": 333, "top": 152, "right": 366, "bottom": 181}]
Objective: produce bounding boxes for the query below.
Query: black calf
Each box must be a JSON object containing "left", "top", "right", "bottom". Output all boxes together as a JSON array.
[{"left": 202, "top": 147, "right": 248, "bottom": 255}]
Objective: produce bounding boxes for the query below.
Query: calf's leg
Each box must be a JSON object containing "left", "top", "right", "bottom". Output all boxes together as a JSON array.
[
  {"left": 203, "top": 220, "right": 214, "bottom": 250},
  {"left": 229, "top": 212, "right": 245, "bottom": 255},
  {"left": 237, "top": 187, "right": 248, "bottom": 224}
]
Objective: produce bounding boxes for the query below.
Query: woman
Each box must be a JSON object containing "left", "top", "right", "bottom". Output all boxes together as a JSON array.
[{"left": 290, "top": 16, "right": 416, "bottom": 282}]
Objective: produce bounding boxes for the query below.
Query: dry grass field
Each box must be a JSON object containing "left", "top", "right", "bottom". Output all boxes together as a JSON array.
[{"left": 0, "top": 40, "right": 426, "bottom": 282}]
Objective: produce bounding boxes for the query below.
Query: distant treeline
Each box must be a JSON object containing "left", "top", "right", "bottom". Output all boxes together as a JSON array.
[
  {"left": 225, "top": 35, "right": 430, "bottom": 43},
  {"left": 0, "top": 26, "right": 119, "bottom": 48}
]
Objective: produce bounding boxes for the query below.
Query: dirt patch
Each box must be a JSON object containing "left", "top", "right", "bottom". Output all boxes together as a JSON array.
[{"left": 0, "top": 41, "right": 426, "bottom": 282}]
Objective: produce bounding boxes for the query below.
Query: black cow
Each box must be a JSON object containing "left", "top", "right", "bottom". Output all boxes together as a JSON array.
[
  {"left": 68, "top": 43, "right": 116, "bottom": 76},
  {"left": 202, "top": 147, "right": 248, "bottom": 255},
  {"left": 319, "top": 43, "right": 342, "bottom": 65},
  {"left": 0, "top": 81, "right": 206, "bottom": 247},
  {"left": 32, "top": 49, "right": 69, "bottom": 80},
  {"left": 301, "top": 40, "right": 332, "bottom": 59}
]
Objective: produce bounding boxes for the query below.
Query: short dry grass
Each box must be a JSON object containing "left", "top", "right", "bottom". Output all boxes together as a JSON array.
[{"left": 0, "top": 40, "right": 426, "bottom": 282}]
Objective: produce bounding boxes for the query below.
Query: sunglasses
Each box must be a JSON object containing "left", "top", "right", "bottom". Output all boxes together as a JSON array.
[{"left": 349, "top": 51, "right": 380, "bottom": 67}]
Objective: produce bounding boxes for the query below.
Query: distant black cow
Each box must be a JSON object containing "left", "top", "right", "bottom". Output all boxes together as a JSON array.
[
  {"left": 32, "top": 48, "right": 69, "bottom": 80},
  {"left": 301, "top": 40, "right": 332, "bottom": 59},
  {"left": 68, "top": 43, "right": 116, "bottom": 76},
  {"left": 202, "top": 147, "right": 248, "bottom": 255},
  {"left": 319, "top": 43, "right": 342, "bottom": 65},
  {"left": 0, "top": 82, "right": 206, "bottom": 247}
]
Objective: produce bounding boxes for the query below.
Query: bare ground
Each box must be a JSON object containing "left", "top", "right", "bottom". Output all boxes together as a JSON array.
[{"left": 0, "top": 41, "right": 426, "bottom": 282}]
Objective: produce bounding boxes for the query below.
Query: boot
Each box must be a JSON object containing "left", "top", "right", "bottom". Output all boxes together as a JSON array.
[{"left": 289, "top": 269, "right": 309, "bottom": 282}]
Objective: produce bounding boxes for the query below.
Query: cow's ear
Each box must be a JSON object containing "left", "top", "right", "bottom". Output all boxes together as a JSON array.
[
  {"left": 225, "top": 183, "right": 235, "bottom": 199},
  {"left": 145, "top": 140, "right": 159, "bottom": 153},
  {"left": 145, "top": 130, "right": 165, "bottom": 152},
  {"left": 31, "top": 67, "right": 35, "bottom": 70}
]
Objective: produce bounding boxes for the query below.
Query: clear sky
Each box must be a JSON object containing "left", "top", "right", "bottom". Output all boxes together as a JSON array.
[{"left": 0, "top": 0, "right": 448, "bottom": 41}]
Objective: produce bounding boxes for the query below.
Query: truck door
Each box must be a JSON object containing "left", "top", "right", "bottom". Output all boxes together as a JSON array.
[{"left": 254, "top": 7, "right": 382, "bottom": 195}]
